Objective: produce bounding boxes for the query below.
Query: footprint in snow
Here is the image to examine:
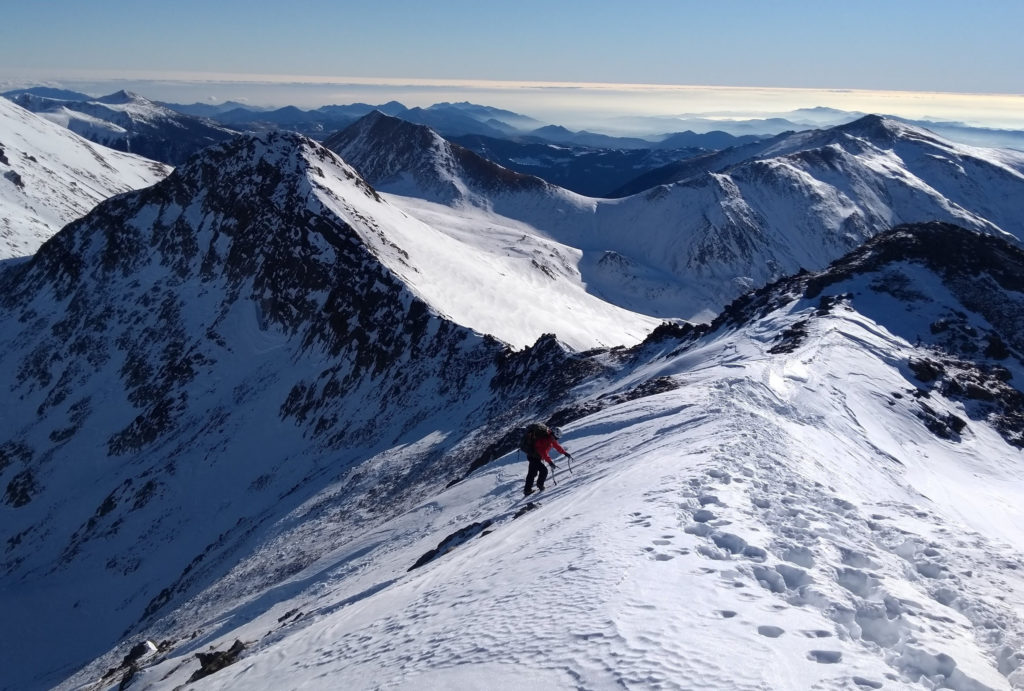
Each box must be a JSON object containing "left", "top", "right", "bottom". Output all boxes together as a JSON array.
[
  {"left": 757, "top": 625, "right": 785, "bottom": 638},
  {"left": 692, "top": 509, "right": 716, "bottom": 523},
  {"left": 808, "top": 650, "right": 842, "bottom": 664},
  {"left": 781, "top": 545, "right": 815, "bottom": 568},
  {"left": 707, "top": 468, "right": 731, "bottom": 483}
]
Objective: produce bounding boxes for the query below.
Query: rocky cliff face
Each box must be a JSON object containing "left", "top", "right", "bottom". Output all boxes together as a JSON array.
[{"left": 0, "top": 131, "right": 600, "bottom": 689}]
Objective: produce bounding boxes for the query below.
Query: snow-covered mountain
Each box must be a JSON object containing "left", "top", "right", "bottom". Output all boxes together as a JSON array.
[
  {"left": 333, "top": 113, "right": 1024, "bottom": 322},
  {"left": 323, "top": 110, "right": 568, "bottom": 205},
  {"left": 0, "top": 128, "right": 672, "bottom": 688},
  {"left": 326, "top": 117, "right": 664, "bottom": 348},
  {"left": 38, "top": 221, "right": 1024, "bottom": 691},
  {"left": 0, "top": 96, "right": 170, "bottom": 259},
  {"left": 7, "top": 90, "right": 238, "bottom": 164},
  {"left": 578, "top": 116, "right": 1024, "bottom": 319}
]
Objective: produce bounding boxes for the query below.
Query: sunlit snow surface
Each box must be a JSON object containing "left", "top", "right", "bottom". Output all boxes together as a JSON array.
[
  {"left": 0, "top": 97, "right": 169, "bottom": 259},
  {"left": 96, "top": 267, "right": 1024, "bottom": 691}
]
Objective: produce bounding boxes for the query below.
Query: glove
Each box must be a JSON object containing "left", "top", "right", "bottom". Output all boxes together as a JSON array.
[
  {"left": 547, "top": 461, "right": 556, "bottom": 469},
  {"left": 564, "top": 452, "right": 574, "bottom": 460}
]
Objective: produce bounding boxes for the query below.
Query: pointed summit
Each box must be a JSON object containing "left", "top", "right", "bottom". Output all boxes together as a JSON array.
[
  {"left": 10, "top": 130, "right": 393, "bottom": 349},
  {"left": 95, "top": 89, "right": 143, "bottom": 105},
  {"left": 325, "top": 111, "right": 552, "bottom": 203},
  {"left": 832, "top": 113, "right": 925, "bottom": 145}
]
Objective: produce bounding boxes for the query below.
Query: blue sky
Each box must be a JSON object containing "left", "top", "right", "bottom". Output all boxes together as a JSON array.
[
  {"left": 4, "top": 0, "right": 1021, "bottom": 92},
  {"left": 2, "top": 1, "right": 1022, "bottom": 129}
]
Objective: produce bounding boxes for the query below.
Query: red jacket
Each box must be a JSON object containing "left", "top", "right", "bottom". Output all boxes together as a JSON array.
[{"left": 532, "top": 434, "right": 566, "bottom": 464}]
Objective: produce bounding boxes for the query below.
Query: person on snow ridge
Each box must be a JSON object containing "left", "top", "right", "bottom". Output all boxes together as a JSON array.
[{"left": 523, "top": 424, "right": 571, "bottom": 496}]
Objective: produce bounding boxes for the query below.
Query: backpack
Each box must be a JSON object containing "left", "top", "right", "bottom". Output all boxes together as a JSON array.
[{"left": 519, "top": 423, "right": 550, "bottom": 455}]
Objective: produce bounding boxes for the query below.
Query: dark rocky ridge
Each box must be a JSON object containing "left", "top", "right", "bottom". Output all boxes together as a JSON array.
[{"left": 695, "top": 222, "right": 1024, "bottom": 448}]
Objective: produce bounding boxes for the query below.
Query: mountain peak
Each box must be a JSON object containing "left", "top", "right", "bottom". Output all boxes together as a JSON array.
[
  {"left": 95, "top": 89, "right": 144, "bottom": 105},
  {"left": 327, "top": 109, "right": 438, "bottom": 143},
  {"left": 324, "top": 111, "right": 552, "bottom": 203},
  {"left": 834, "top": 113, "right": 915, "bottom": 142},
  {"left": 16, "top": 130, "right": 379, "bottom": 316}
]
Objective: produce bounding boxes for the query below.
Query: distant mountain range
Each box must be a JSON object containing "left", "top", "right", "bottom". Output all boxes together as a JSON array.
[
  {"left": 0, "top": 89, "right": 759, "bottom": 194},
  {"left": 4, "top": 89, "right": 236, "bottom": 164}
]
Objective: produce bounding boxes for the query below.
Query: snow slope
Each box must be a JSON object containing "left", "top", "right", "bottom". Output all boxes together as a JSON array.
[
  {"left": 335, "top": 113, "right": 1024, "bottom": 322},
  {"left": 0, "top": 97, "right": 169, "bottom": 259},
  {"left": 57, "top": 224, "right": 1024, "bottom": 691},
  {"left": 309, "top": 123, "right": 659, "bottom": 348},
  {"left": 314, "top": 121, "right": 656, "bottom": 348}
]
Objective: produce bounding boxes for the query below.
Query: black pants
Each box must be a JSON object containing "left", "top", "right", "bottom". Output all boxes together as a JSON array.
[{"left": 524, "top": 455, "right": 548, "bottom": 492}]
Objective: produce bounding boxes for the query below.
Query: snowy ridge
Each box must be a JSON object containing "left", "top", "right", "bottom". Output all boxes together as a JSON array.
[
  {"left": 54, "top": 223, "right": 1024, "bottom": 690},
  {"left": 324, "top": 110, "right": 594, "bottom": 213},
  {"left": 0, "top": 97, "right": 169, "bottom": 259},
  {"left": 337, "top": 113, "right": 1024, "bottom": 321}
]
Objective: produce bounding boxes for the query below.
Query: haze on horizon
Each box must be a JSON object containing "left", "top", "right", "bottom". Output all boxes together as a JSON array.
[{"left": 2, "top": 0, "right": 1022, "bottom": 132}]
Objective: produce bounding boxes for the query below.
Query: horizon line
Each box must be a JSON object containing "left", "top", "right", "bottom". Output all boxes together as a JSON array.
[{"left": 4, "top": 70, "right": 1024, "bottom": 101}]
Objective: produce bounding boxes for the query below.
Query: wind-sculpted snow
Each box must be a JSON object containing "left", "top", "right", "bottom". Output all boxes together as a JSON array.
[
  {"left": 52, "top": 223, "right": 1024, "bottom": 691},
  {"left": 0, "top": 97, "right": 170, "bottom": 259}
]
